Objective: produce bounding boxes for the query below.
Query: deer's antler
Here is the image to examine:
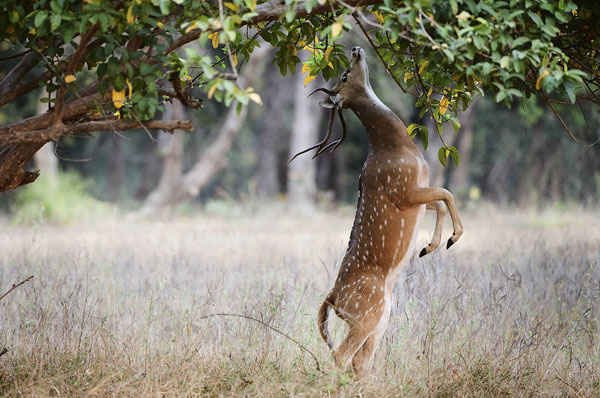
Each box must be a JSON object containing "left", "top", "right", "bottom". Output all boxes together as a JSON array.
[
  {"left": 289, "top": 88, "right": 349, "bottom": 162},
  {"left": 315, "top": 108, "right": 347, "bottom": 156},
  {"left": 288, "top": 106, "right": 337, "bottom": 163}
]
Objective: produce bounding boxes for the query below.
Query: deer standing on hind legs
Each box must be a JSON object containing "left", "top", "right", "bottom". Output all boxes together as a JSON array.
[{"left": 291, "top": 47, "right": 463, "bottom": 378}]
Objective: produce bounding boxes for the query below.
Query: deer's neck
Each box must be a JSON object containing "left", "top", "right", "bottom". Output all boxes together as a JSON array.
[{"left": 350, "top": 91, "right": 416, "bottom": 153}]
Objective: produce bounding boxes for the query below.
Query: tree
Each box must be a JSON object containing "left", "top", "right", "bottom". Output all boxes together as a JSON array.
[{"left": 0, "top": 0, "right": 598, "bottom": 193}]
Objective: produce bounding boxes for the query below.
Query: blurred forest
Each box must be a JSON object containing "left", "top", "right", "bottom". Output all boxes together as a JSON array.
[{"left": 1, "top": 34, "right": 599, "bottom": 222}]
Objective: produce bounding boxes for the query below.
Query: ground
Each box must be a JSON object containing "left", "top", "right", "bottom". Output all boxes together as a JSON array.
[{"left": 0, "top": 205, "right": 599, "bottom": 397}]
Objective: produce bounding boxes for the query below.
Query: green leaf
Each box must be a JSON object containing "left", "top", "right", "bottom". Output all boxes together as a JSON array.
[
  {"left": 448, "top": 146, "right": 460, "bottom": 166},
  {"left": 407, "top": 123, "right": 418, "bottom": 138},
  {"left": 50, "top": 14, "right": 62, "bottom": 31},
  {"left": 420, "top": 126, "right": 429, "bottom": 151},
  {"left": 500, "top": 56, "right": 510, "bottom": 69},
  {"left": 527, "top": 11, "right": 542, "bottom": 26},
  {"left": 565, "top": 81, "right": 575, "bottom": 104},
  {"left": 159, "top": 0, "right": 171, "bottom": 15},
  {"left": 438, "top": 147, "right": 448, "bottom": 167},
  {"left": 34, "top": 11, "right": 48, "bottom": 28}
]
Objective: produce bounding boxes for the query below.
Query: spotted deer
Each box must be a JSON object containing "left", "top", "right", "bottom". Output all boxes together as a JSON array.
[{"left": 293, "top": 47, "right": 463, "bottom": 377}]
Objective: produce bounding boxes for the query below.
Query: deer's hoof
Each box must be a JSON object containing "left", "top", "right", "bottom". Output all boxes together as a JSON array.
[{"left": 419, "top": 247, "right": 428, "bottom": 258}]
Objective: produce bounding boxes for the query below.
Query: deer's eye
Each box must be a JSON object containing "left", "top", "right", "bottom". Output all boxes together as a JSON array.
[{"left": 341, "top": 74, "right": 348, "bottom": 82}]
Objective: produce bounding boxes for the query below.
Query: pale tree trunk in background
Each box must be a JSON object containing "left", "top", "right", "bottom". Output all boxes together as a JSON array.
[
  {"left": 287, "top": 71, "right": 324, "bottom": 210},
  {"left": 448, "top": 98, "right": 479, "bottom": 196},
  {"left": 132, "top": 45, "right": 270, "bottom": 218},
  {"left": 256, "top": 66, "right": 290, "bottom": 200},
  {"left": 33, "top": 90, "right": 58, "bottom": 181},
  {"left": 136, "top": 100, "right": 185, "bottom": 212}
]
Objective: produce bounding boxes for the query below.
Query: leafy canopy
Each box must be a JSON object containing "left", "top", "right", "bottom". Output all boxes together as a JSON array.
[{"left": 1, "top": 0, "right": 598, "bottom": 169}]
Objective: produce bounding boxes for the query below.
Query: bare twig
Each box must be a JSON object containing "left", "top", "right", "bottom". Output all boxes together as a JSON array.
[
  {"left": 0, "top": 275, "right": 34, "bottom": 302},
  {"left": 542, "top": 91, "right": 580, "bottom": 144},
  {"left": 199, "top": 312, "right": 325, "bottom": 374}
]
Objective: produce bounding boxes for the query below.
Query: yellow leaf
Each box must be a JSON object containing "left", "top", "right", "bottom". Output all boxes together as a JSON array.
[
  {"left": 427, "top": 87, "right": 433, "bottom": 97},
  {"left": 114, "top": 110, "right": 121, "bottom": 119},
  {"left": 65, "top": 74, "right": 77, "bottom": 83},
  {"left": 314, "top": 36, "right": 319, "bottom": 44},
  {"left": 419, "top": 60, "right": 429, "bottom": 75},
  {"left": 297, "top": 40, "right": 305, "bottom": 47},
  {"left": 292, "top": 47, "right": 297, "bottom": 56},
  {"left": 328, "top": 62, "right": 334, "bottom": 69},
  {"left": 304, "top": 74, "right": 316, "bottom": 87},
  {"left": 440, "top": 96, "right": 449, "bottom": 115},
  {"left": 232, "top": 53, "right": 238, "bottom": 66},
  {"left": 332, "top": 21, "right": 343, "bottom": 38},
  {"left": 29, "top": 28, "right": 36, "bottom": 35},
  {"left": 248, "top": 92, "right": 262, "bottom": 105},
  {"left": 371, "top": 10, "right": 384, "bottom": 23},
  {"left": 185, "top": 22, "right": 198, "bottom": 33},
  {"left": 403, "top": 72, "right": 414, "bottom": 83},
  {"left": 112, "top": 88, "right": 125, "bottom": 109},
  {"left": 207, "top": 84, "right": 218, "bottom": 99},
  {"left": 224, "top": 2, "right": 239, "bottom": 12},
  {"left": 157, "top": 21, "right": 163, "bottom": 28},
  {"left": 302, "top": 64, "right": 310, "bottom": 75},
  {"left": 210, "top": 32, "right": 219, "bottom": 48},
  {"left": 126, "top": 79, "right": 133, "bottom": 99},
  {"left": 90, "top": 112, "right": 101, "bottom": 118},
  {"left": 536, "top": 69, "right": 550, "bottom": 90},
  {"left": 6, "top": 25, "right": 14, "bottom": 34},
  {"left": 324, "top": 47, "right": 333, "bottom": 62},
  {"left": 127, "top": 5, "right": 135, "bottom": 24}
]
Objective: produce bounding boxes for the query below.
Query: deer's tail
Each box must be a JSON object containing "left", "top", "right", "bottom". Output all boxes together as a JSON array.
[{"left": 318, "top": 296, "right": 334, "bottom": 350}]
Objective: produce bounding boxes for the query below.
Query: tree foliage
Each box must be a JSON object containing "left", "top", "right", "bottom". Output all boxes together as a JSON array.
[{"left": 0, "top": 0, "right": 598, "bottom": 191}]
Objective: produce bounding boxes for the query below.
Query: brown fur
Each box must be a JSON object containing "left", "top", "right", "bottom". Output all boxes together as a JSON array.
[{"left": 317, "top": 47, "right": 463, "bottom": 378}]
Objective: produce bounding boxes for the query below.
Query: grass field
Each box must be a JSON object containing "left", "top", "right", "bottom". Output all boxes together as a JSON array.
[{"left": 0, "top": 206, "right": 599, "bottom": 397}]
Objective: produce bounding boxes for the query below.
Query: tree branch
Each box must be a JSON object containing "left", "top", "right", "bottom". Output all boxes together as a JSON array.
[{"left": 0, "top": 119, "right": 194, "bottom": 146}]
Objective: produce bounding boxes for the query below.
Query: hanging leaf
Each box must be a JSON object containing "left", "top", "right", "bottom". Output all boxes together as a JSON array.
[
  {"left": 64, "top": 74, "right": 77, "bottom": 83},
  {"left": 127, "top": 5, "right": 135, "bottom": 24},
  {"left": 536, "top": 70, "right": 550, "bottom": 90},
  {"left": 112, "top": 88, "right": 125, "bottom": 109},
  {"left": 440, "top": 96, "right": 449, "bottom": 114}
]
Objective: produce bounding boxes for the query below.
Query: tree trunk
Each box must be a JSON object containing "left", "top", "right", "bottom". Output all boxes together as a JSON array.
[
  {"left": 135, "top": 101, "right": 185, "bottom": 214},
  {"left": 256, "top": 63, "right": 290, "bottom": 200},
  {"left": 287, "top": 68, "right": 324, "bottom": 210},
  {"left": 133, "top": 45, "right": 270, "bottom": 218}
]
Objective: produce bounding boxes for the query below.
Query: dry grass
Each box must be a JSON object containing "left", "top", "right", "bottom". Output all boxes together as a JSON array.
[{"left": 0, "top": 205, "right": 599, "bottom": 397}]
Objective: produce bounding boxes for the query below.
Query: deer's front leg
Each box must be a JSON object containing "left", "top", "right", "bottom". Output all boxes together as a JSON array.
[
  {"left": 420, "top": 200, "right": 446, "bottom": 257},
  {"left": 405, "top": 187, "right": 463, "bottom": 249}
]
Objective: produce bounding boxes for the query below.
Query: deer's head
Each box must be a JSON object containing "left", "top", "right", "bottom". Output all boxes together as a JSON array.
[
  {"left": 289, "top": 47, "right": 371, "bottom": 162},
  {"left": 319, "top": 46, "right": 371, "bottom": 110}
]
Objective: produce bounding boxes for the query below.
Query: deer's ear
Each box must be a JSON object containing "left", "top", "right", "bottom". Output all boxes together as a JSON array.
[{"left": 319, "top": 95, "right": 342, "bottom": 109}]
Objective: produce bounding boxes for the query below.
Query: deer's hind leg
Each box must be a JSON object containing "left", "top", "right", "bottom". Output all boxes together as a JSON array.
[
  {"left": 333, "top": 283, "right": 388, "bottom": 378},
  {"left": 351, "top": 301, "right": 391, "bottom": 378},
  {"left": 420, "top": 200, "right": 446, "bottom": 257}
]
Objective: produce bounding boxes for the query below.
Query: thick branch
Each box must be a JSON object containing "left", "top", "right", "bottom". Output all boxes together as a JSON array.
[
  {"left": 0, "top": 93, "right": 105, "bottom": 138},
  {"left": 0, "top": 119, "right": 194, "bottom": 146},
  {"left": 0, "top": 52, "right": 40, "bottom": 99}
]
